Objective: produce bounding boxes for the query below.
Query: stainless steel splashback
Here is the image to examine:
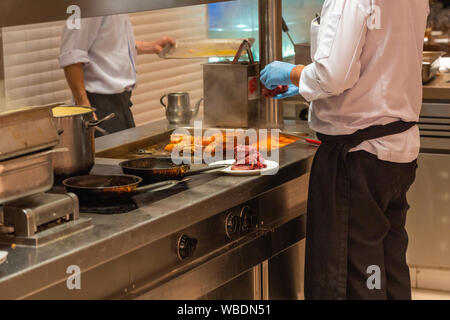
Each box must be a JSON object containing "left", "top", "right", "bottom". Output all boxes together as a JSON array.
[{"left": 0, "top": 0, "right": 230, "bottom": 27}]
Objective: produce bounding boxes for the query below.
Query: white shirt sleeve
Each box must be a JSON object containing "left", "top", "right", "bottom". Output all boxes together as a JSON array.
[
  {"left": 58, "top": 17, "right": 104, "bottom": 68},
  {"left": 299, "top": 0, "right": 371, "bottom": 102}
]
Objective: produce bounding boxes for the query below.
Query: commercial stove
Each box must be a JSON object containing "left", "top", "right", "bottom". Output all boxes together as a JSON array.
[{"left": 0, "top": 120, "right": 316, "bottom": 300}]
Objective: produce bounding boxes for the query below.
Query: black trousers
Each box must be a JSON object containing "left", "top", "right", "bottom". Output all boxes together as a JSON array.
[
  {"left": 86, "top": 91, "right": 136, "bottom": 137},
  {"left": 344, "top": 150, "right": 417, "bottom": 299}
]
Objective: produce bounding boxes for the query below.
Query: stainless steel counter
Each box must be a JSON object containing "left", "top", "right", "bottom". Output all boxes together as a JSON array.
[
  {"left": 0, "top": 120, "right": 316, "bottom": 299},
  {"left": 423, "top": 73, "right": 450, "bottom": 101}
]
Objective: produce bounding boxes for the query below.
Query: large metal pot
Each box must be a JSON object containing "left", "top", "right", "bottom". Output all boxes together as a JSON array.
[{"left": 52, "top": 106, "right": 114, "bottom": 177}]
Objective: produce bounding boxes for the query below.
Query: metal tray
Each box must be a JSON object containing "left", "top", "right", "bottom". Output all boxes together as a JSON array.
[
  {"left": 159, "top": 38, "right": 255, "bottom": 59},
  {"left": 0, "top": 104, "right": 61, "bottom": 161},
  {"left": 423, "top": 51, "right": 446, "bottom": 83},
  {"left": 95, "top": 127, "right": 307, "bottom": 160},
  {"left": 0, "top": 149, "right": 63, "bottom": 204}
]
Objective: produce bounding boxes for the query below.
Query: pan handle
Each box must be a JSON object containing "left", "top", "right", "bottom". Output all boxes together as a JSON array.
[
  {"left": 133, "top": 179, "right": 186, "bottom": 195},
  {"left": 185, "top": 164, "right": 229, "bottom": 176},
  {"left": 85, "top": 113, "right": 115, "bottom": 128}
]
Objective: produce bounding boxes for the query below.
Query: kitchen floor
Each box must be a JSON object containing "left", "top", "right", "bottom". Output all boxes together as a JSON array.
[{"left": 412, "top": 289, "right": 450, "bottom": 300}]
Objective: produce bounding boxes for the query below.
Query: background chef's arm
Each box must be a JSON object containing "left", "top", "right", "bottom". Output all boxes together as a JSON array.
[
  {"left": 298, "top": 1, "right": 370, "bottom": 102},
  {"left": 59, "top": 17, "right": 102, "bottom": 106},
  {"left": 63, "top": 63, "right": 90, "bottom": 106},
  {"left": 135, "top": 37, "right": 176, "bottom": 55}
]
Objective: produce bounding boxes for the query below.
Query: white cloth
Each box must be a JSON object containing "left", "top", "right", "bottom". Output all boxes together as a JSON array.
[
  {"left": 299, "top": 0, "right": 430, "bottom": 163},
  {"left": 59, "top": 14, "right": 137, "bottom": 94}
]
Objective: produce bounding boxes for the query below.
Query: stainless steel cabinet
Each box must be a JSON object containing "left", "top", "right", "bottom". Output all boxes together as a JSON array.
[
  {"left": 406, "top": 102, "right": 450, "bottom": 269},
  {"left": 406, "top": 152, "right": 450, "bottom": 268}
]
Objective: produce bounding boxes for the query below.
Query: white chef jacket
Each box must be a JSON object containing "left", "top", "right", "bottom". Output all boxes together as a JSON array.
[
  {"left": 299, "top": 0, "right": 430, "bottom": 163},
  {"left": 59, "top": 14, "right": 137, "bottom": 95}
]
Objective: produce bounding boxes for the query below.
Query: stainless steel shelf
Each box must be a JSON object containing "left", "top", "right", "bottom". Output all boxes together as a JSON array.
[{"left": 0, "top": 0, "right": 231, "bottom": 27}]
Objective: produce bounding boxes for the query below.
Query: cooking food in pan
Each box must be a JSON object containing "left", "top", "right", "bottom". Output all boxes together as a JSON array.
[
  {"left": 231, "top": 145, "right": 267, "bottom": 171},
  {"left": 63, "top": 174, "right": 184, "bottom": 205}
]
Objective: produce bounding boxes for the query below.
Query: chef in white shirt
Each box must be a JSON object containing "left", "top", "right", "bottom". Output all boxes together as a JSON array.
[
  {"left": 59, "top": 14, "right": 175, "bottom": 135},
  {"left": 260, "top": 0, "right": 429, "bottom": 299}
]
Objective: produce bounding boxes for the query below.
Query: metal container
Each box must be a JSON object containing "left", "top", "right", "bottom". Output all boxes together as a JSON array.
[
  {"left": 203, "top": 61, "right": 260, "bottom": 128},
  {"left": 52, "top": 107, "right": 114, "bottom": 177},
  {"left": 0, "top": 149, "right": 59, "bottom": 204},
  {"left": 0, "top": 105, "right": 60, "bottom": 161},
  {"left": 160, "top": 92, "right": 203, "bottom": 124},
  {"left": 422, "top": 51, "right": 446, "bottom": 83}
]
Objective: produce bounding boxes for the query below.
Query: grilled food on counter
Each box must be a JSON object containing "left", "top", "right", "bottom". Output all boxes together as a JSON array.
[
  {"left": 164, "top": 132, "right": 299, "bottom": 156},
  {"left": 165, "top": 133, "right": 216, "bottom": 154},
  {"left": 231, "top": 145, "right": 267, "bottom": 171},
  {"left": 204, "top": 132, "right": 246, "bottom": 155}
]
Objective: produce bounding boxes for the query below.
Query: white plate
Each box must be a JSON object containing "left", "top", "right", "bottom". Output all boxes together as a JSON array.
[
  {"left": 0, "top": 251, "right": 8, "bottom": 265},
  {"left": 209, "top": 159, "right": 279, "bottom": 176}
]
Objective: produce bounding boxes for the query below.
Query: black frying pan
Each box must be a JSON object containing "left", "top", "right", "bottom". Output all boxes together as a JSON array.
[
  {"left": 63, "top": 174, "right": 185, "bottom": 204},
  {"left": 119, "top": 157, "right": 228, "bottom": 183}
]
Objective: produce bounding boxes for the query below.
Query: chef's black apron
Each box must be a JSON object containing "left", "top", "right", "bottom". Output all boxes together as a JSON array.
[
  {"left": 304, "top": 120, "right": 418, "bottom": 300},
  {"left": 87, "top": 91, "right": 136, "bottom": 137}
]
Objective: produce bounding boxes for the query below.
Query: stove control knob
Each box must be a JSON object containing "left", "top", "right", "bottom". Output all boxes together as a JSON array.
[
  {"left": 225, "top": 212, "right": 241, "bottom": 238},
  {"left": 177, "top": 234, "right": 198, "bottom": 260},
  {"left": 240, "top": 206, "right": 258, "bottom": 233}
]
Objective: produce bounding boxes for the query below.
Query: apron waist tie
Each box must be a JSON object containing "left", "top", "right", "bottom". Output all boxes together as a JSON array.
[{"left": 317, "top": 121, "right": 417, "bottom": 146}]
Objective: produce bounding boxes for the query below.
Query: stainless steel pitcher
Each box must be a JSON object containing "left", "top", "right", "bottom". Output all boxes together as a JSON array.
[{"left": 160, "top": 92, "right": 203, "bottom": 124}]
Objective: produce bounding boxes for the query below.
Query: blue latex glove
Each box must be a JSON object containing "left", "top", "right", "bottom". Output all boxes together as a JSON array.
[
  {"left": 260, "top": 61, "right": 296, "bottom": 90},
  {"left": 273, "top": 84, "right": 300, "bottom": 100}
]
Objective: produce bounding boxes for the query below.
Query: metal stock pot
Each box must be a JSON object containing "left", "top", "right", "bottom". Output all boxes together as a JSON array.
[{"left": 51, "top": 106, "right": 114, "bottom": 177}]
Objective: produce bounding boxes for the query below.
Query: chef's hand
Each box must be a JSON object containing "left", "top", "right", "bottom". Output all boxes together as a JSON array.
[
  {"left": 260, "top": 61, "right": 296, "bottom": 90},
  {"left": 153, "top": 36, "right": 176, "bottom": 54},
  {"left": 273, "top": 84, "right": 299, "bottom": 100},
  {"left": 136, "top": 37, "right": 176, "bottom": 55}
]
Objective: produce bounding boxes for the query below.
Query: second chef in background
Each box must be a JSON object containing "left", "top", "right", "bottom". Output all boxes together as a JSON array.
[{"left": 59, "top": 14, "right": 175, "bottom": 136}]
